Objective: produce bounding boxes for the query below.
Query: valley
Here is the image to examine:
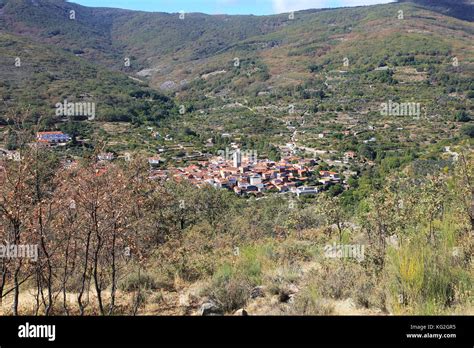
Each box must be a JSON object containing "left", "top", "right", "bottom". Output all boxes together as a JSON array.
[{"left": 0, "top": 0, "right": 472, "bottom": 317}]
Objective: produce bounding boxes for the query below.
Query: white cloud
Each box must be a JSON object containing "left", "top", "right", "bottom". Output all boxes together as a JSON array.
[{"left": 272, "top": 0, "right": 395, "bottom": 13}]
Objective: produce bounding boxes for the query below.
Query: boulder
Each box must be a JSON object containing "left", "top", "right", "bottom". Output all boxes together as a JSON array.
[
  {"left": 199, "top": 301, "right": 223, "bottom": 316},
  {"left": 233, "top": 308, "right": 248, "bottom": 316},
  {"left": 278, "top": 284, "right": 299, "bottom": 303},
  {"left": 179, "top": 293, "right": 191, "bottom": 307},
  {"left": 250, "top": 286, "right": 266, "bottom": 299}
]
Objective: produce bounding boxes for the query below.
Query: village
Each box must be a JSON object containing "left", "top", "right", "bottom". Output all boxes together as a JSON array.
[
  {"left": 0, "top": 130, "right": 360, "bottom": 198},
  {"left": 148, "top": 148, "right": 346, "bottom": 197}
]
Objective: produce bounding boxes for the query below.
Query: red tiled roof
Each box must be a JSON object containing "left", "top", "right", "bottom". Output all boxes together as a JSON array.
[{"left": 37, "top": 131, "right": 65, "bottom": 135}]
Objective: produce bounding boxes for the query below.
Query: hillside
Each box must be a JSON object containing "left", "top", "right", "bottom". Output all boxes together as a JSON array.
[
  {"left": 0, "top": 0, "right": 473, "bottom": 319},
  {"left": 1, "top": 0, "right": 472, "bottom": 100},
  {"left": 0, "top": 0, "right": 472, "bottom": 172},
  {"left": 0, "top": 31, "right": 175, "bottom": 127},
  {"left": 0, "top": 0, "right": 294, "bottom": 70},
  {"left": 398, "top": 0, "right": 474, "bottom": 21},
  {"left": 1, "top": 1, "right": 472, "bottom": 91}
]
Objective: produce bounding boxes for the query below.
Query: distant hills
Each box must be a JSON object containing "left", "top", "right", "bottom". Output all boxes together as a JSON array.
[
  {"left": 398, "top": 0, "right": 474, "bottom": 21},
  {"left": 0, "top": 0, "right": 472, "bottom": 123}
]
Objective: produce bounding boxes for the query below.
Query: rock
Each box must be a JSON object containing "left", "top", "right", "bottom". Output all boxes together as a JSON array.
[
  {"left": 278, "top": 284, "right": 299, "bottom": 303},
  {"left": 136, "top": 68, "right": 159, "bottom": 77},
  {"left": 179, "top": 294, "right": 190, "bottom": 307},
  {"left": 199, "top": 301, "right": 223, "bottom": 316},
  {"left": 233, "top": 308, "right": 248, "bottom": 316},
  {"left": 160, "top": 80, "right": 177, "bottom": 91},
  {"left": 250, "top": 286, "right": 266, "bottom": 299},
  {"left": 288, "top": 284, "right": 299, "bottom": 295}
]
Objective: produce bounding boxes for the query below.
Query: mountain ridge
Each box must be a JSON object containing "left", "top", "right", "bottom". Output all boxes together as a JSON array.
[
  {"left": 397, "top": 0, "right": 473, "bottom": 21},
  {"left": 0, "top": 0, "right": 472, "bottom": 121}
]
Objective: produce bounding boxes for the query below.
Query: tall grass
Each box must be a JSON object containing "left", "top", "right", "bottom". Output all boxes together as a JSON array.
[{"left": 386, "top": 219, "right": 472, "bottom": 314}]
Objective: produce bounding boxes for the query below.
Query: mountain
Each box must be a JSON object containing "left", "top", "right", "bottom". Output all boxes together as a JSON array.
[
  {"left": 0, "top": 0, "right": 294, "bottom": 69},
  {"left": 0, "top": 30, "right": 174, "bottom": 125},
  {"left": 398, "top": 0, "right": 474, "bottom": 21},
  {"left": 0, "top": 0, "right": 472, "bottom": 133},
  {"left": 0, "top": 0, "right": 473, "bottom": 321}
]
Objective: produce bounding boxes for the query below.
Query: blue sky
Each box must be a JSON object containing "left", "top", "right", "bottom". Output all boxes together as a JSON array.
[{"left": 70, "top": 0, "right": 395, "bottom": 15}]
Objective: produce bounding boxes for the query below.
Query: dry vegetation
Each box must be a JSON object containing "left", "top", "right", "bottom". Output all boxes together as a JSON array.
[{"left": 0, "top": 122, "right": 472, "bottom": 316}]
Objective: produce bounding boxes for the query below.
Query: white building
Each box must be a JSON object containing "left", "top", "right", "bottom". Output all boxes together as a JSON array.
[
  {"left": 249, "top": 175, "right": 262, "bottom": 186},
  {"left": 296, "top": 186, "right": 319, "bottom": 197},
  {"left": 233, "top": 150, "right": 242, "bottom": 168}
]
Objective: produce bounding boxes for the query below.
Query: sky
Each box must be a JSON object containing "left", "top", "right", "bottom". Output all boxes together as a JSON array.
[{"left": 70, "top": 0, "right": 396, "bottom": 15}]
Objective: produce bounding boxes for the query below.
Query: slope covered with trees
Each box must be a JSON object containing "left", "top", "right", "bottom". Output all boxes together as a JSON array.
[
  {"left": 0, "top": 0, "right": 472, "bottom": 316},
  {"left": 0, "top": 127, "right": 472, "bottom": 315}
]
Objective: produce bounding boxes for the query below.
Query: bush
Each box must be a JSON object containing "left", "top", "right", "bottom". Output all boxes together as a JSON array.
[
  {"left": 461, "top": 125, "right": 474, "bottom": 138},
  {"left": 353, "top": 276, "right": 386, "bottom": 310},
  {"left": 119, "top": 272, "right": 158, "bottom": 292},
  {"left": 151, "top": 291, "right": 165, "bottom": 304},
  {"left": 315, "top": 262, "right": 363, "bottom": 300},
  {"left": 455, "top": 111, "right": 471, "bottom": 122},
  {"left": 266, "top": 265, "right": 302, "bottom": 297},
  {"left": 386, "top": 234, "right": 471, "bottom": 314},
  {"left": 206, "top": 263, "right": 252, "bottom": 313},
  {"left": 203, "top": 245, "right": 273, "bottom": 313},
  {"left": 292, "top": 284, "right": 335, "bottom": 315},
  {"left": 278, "top": 240, "right": 316, "bottom": 263},
  {"left": 239, "top": 247, "right": 264, "bottom": 285},
  {"left": 396, "top": 245, "right": 425, "bottom": 304}
]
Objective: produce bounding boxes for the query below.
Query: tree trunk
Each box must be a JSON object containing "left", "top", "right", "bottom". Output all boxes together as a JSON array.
[
  {"left": 12, "top": 265, "right": 20, "bottom": 315},
  {"left": 109, "top": 225, "right": 117, "bottom": 315},
  {"left": 78, "top": 228, "right": 92, "bottom": 316},
  {"left": 0, "top": 260, "right": 7, "bottom": 306}
]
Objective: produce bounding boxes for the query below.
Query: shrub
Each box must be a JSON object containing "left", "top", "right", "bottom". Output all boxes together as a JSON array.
[
  {"left": 266, "top": 265, "right": 302, "bottom": 297},
  {"left": 205, "top": 263, "right": 252, "bottom": 313},
  {"left": 386, "top": 233, "right": 471, "bottom": 314},
  {"left": 455, "top": 111, "right": 471, "bottom": 122},
  {"left": 118, "top": 272, "right": 158, "bottom": 292},
  {"left": 239, "top": 247, "right": 264, "bottom": 285},
  {"left": 279, "top": 240, "right": 316, "bottom": 262},
  {"left": 315, "top": 262, "right": 362, "bottom": 300},
  {"left": 397, "top": 245, "right": 425, "bottom": 303},
  {"left": 461, "top": 124, "right": 474, "bottom": 138},
  {"left": 292, "top": 284, "right": 334, "bottom": 315},
  {"left": 353, "top": 276, "right": 386, "bottom": 310},
  {"left": 151, "top": 291, "right": 164, "bottom": 304},
  {"left": 203, "top": 244, "right": 276, "bottom": 313}
]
